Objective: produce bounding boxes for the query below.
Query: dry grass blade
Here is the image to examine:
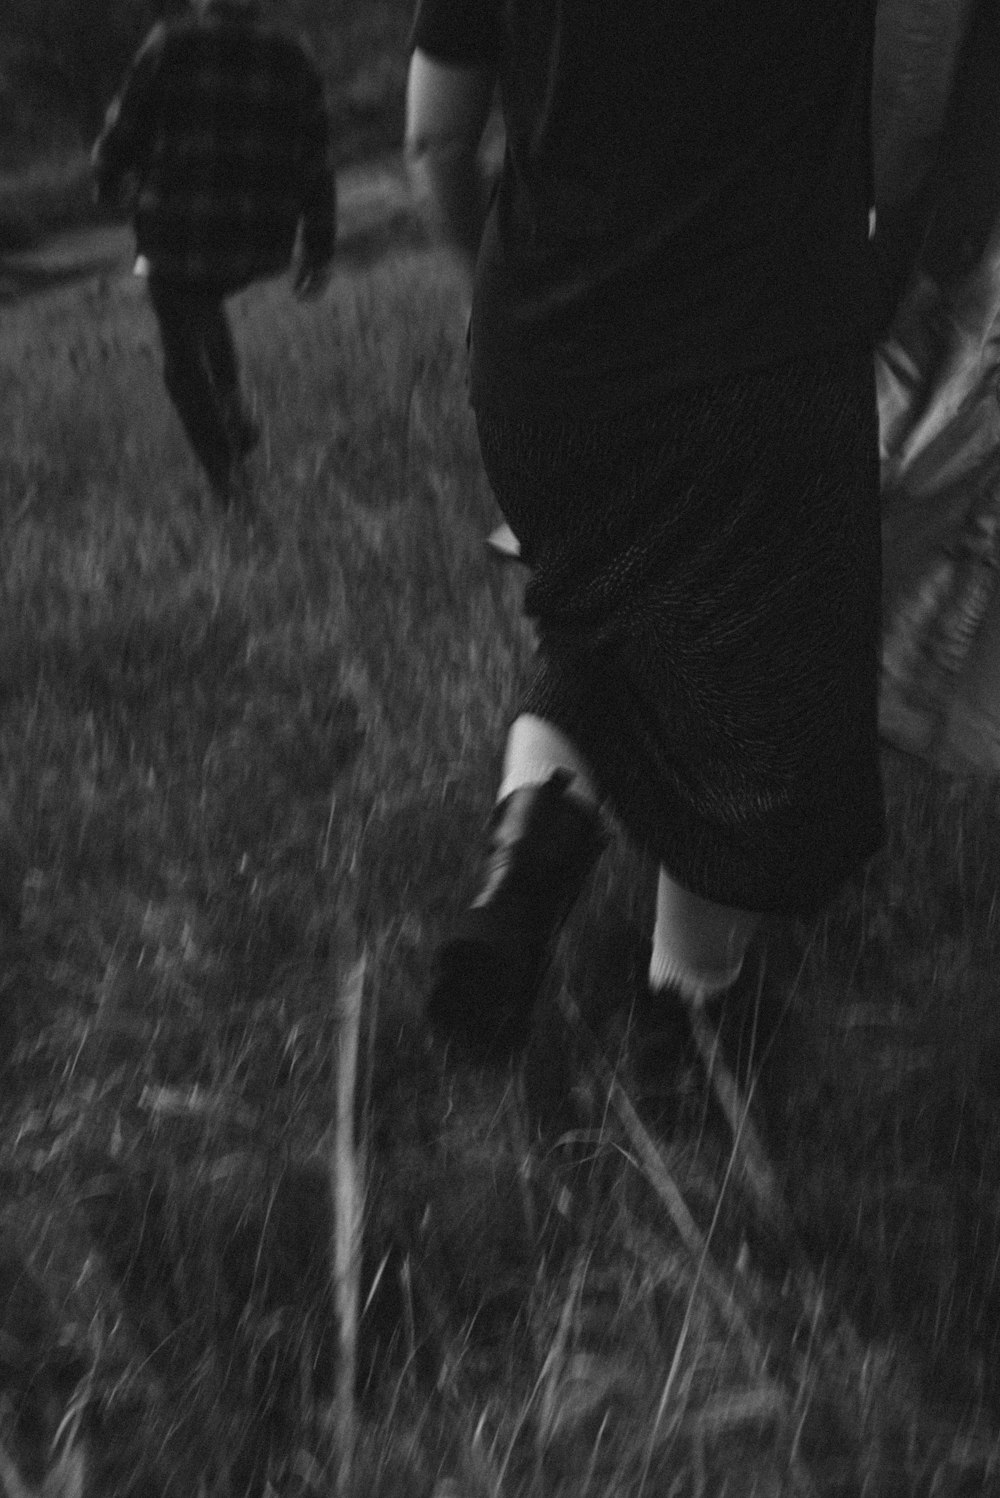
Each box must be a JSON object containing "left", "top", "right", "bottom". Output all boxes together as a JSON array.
[
  {"left": 329, "top": 950, "right": 368, "bottom": 1498},
  {"left": 501, "top": 1071, "right": 537, "bottom": 1244},
  {"left": 686, "top": 1006, "right": 791, "bottom": 1236},
  {"left": 0, "top": 1436, "right": 80, "bottom": 1498},
  {"left": 41, "top": 1446, "right": 84, "bottom": 1498},
  {"left": 0, "top": 1436, "right": 33, "bottom": 1498},
  {"left": 536, "top": 1253, "right": 589, "bottom": 1451},
  {"left": 553, "top": 984, "right": 703, "bottom": 1260}
]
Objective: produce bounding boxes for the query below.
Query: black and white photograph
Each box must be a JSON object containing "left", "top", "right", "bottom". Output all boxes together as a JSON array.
[{"left": 1, "top": 2, "right": 1000, "bottom": 1493}]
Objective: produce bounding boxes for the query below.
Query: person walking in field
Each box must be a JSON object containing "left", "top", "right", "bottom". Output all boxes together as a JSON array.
[
  {"left": 405, "top": 2, "right": 885, "bottom": 1096},
  {"left": 92, "top": 0, "right": 336, "bottom": 509}
]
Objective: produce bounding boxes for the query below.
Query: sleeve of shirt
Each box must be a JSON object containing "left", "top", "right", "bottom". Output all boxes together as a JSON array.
[
  {"left": 410, "top": 0, "right": 504, "bottom": 68},
  {"left": 91, "top": 23, "right": 167, "bottom": 205}
]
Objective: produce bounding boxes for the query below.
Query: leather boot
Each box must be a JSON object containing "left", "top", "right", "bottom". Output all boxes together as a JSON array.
[
  {"left": 632, "top": 920, "right": 799, "bottom": 1154},
  {"left": 427, "top": 770, "right": 607, "bottom": 1063}
]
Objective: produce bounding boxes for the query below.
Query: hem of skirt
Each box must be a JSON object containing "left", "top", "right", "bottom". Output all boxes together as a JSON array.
[{"left": 630, "top": 821, "right": 888, "bottom": 922}]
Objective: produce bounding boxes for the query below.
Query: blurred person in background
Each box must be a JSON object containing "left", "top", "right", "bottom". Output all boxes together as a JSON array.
[
  {"left": 92, "top": 0, "right": 336, "bottom": 510},
  {"left": 405, "top": 1, "right": 884, "bottom": 1103}
]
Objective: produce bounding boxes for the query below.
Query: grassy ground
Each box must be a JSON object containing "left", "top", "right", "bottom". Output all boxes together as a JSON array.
[
  {"left": 1, "top": 201, "right": 1000, "bottom": 1497},
  {"left": 0, "top": 153, "right": 108, "bottom": 251}
]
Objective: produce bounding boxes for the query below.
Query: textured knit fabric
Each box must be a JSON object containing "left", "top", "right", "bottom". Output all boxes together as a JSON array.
[
  {"left": 411, "top": 0, "right": 878, "bottom": 418},
  {"left": 93, "top": 0, "right": 335, "bottom": 290},
  {"left": 476, "top": 346, "right": 886, "bottom": 918}
]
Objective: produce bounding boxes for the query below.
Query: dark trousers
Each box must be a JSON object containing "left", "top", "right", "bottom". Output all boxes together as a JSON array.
[{"left": 147, "top": 275, "right": 256, "bottom": 495}]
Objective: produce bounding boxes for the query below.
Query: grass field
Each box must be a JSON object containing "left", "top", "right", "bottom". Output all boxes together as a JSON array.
[{"left": 2, "top": 186, "right": 1000, "bottom": 1496}]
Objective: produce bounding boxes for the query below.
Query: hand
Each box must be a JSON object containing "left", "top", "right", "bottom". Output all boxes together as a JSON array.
[{"left": 293, "top": 258, "right": 331, "bottom": 301}]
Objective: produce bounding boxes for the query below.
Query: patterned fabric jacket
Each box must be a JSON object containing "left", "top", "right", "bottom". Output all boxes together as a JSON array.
[{"left": 92, "top": 0, "right": 335, "bottom": 289}]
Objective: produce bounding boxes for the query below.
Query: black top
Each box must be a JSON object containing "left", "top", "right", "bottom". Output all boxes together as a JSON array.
[
  {"left": 93, "top": 0, "right": 335, "bottom": 288},
  {"left": 411, "top": 0, "right": 878, "bottom": 416}
]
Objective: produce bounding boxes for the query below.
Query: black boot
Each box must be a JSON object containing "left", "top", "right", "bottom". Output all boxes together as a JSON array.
[
  {"left": 632, "top": 922, "right": 799, "bottom": 1152},
  {"left": 427, "top": 770, "right": 607, "bottom": 1063}
]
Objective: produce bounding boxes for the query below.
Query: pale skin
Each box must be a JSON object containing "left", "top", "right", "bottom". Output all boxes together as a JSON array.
[{"left": 405, "top": 49, "right": 497, "bottom": 296}]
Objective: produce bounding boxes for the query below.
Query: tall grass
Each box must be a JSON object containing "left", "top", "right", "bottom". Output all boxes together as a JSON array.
[{"left": 1, "top": 220, "right": 999, "bottom": 1495}]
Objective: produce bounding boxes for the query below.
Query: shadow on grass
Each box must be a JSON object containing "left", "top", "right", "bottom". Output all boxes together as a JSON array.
[{"left": 790, "top": 985, "right": 1000, "bottom": 1426}]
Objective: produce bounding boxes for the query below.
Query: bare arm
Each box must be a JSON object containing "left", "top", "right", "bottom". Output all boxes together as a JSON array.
[{"left": 405, "top": 48, "right": 497, "bottom": 292}]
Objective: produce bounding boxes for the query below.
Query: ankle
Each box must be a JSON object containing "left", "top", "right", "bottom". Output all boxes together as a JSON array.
[
  {"left": 647, "top": 948, "right": 744, "bottom": 1007},
  {"left": 498, "top": 715, "right": 599, "bottom": 807}
]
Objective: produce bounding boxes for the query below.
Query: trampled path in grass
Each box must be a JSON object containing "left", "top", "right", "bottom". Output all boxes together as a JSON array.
[{"left": 1, "top": 160, "right": 1000, "bottom": 1496}]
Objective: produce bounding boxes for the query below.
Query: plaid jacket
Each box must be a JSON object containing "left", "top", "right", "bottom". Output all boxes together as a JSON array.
[{"left": 92, "top": 0, "right": 335, "bottom": 288}]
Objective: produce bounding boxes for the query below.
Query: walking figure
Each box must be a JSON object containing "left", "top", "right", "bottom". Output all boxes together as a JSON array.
[
  {"left": 93, "top": 0, "right": 336, "bottom": 508},
  {"left": 406, "top": 1, "right": 885, "bottom": 1107}
]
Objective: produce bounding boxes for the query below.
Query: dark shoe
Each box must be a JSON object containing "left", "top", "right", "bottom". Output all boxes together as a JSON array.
[
  {"left": 629, "top": 968, "right": 706, "bottom": 1133},
  {"left": 631, "top": 981, "right": 689, "bottom": 1085},
  {"left": 703, "top": 922, "right": 799, "bottom": 1128},
  {"left": 630, "top": 923, "right": 799, "bottom": 1149},
  {"left": 427, "top": 770, "right": 607, "bottom": 1063}
]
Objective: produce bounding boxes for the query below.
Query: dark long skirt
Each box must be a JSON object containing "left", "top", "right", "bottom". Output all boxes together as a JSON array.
[{"left": 475, "top": 345, "right": 885, "bottom": 918}]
